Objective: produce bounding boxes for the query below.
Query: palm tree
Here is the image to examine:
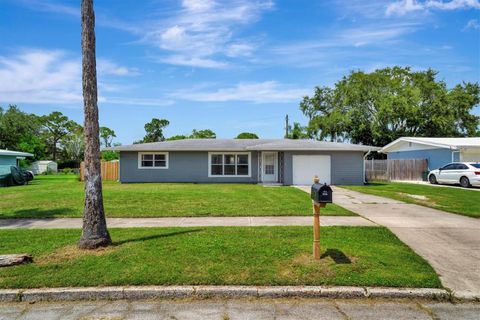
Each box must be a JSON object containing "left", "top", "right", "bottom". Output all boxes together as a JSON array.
[{"left": 78, "top": 0, "right": 111, "bottom": 249}]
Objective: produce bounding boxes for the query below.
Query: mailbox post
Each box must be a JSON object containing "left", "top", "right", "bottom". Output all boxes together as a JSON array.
[{"left": 310, "top": 176, "right": 333, "bottom": 260}]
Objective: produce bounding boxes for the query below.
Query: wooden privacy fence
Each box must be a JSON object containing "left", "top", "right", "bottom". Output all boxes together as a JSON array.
[
  {"left": 80, "top": 161, "right": 119, "bottom": 181},
  {"left": 365, "top": 159, "right": 428, "bottom": 182}
]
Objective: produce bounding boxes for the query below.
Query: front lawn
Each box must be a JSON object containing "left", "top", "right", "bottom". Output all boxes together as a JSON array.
[
  {"left": 0, "top": 227, "right": 441, "bottom": 288},
  {"left": 342, "top": 182, "right": 480, "bottom": 218},
  {"left": 0, "top": 175, "right": 354, "bottom": 218}
]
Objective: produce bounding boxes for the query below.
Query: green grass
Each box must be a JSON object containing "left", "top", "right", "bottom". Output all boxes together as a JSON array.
[
  {"left": 0, "top": 175, "right": 354, "bottom": 218},
  {"left": 0, "top": 227, "right": 441, "bottom": 288},
  {"left": 342, "top": 182, "right": 480, "bottom": 218}
]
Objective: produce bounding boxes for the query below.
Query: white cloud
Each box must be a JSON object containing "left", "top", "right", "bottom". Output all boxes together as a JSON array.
[
  {"left": 386, "top": 0, "right": 424, "bottom": 15},
  {"left": 17, "top": 0, "right": 80, "bottom": 17},
  {"left": 0, "top": 49, "right": 146, "bottom": 106},
  {"left": 181, "top": 0, "right": 216, "bottom": 12},
  {"left": 143, "top": 0, "right": 273, "bottom": 68},
  {"left": 15, "top": 0, "right": 142, "bottom": 34},
  {"left": 171, "top": 81, "right": 309, "bottom": 103},
  {"left": 160, "top": 55, "right": 227, "bottom": 68},
  {"left": 97, "top": 59, "right": 140, "bottom": 76},
  {"left": 463, "top": 19, "right": 480, "bottom": 30},
  {"left": 100, "top": 97, "right": 174, "bottom": 106},
  {"left": 386, "top": 0, "right": 480, "bottom": 16},
  {"left": 266, "top": 23, "right": 418, "bottom": 67},
  {"left": 0, "top": 49, "right": 82, "bottom": 104}
]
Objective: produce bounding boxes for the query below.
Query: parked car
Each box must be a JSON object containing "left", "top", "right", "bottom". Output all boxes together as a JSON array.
[{"left": 428, "top": 162, "right": 480, "bottom": 188}]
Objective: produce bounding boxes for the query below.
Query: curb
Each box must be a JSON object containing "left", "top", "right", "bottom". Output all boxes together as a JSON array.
[{"left": 0, "top": 286, "right": 466, "bottom": 303}]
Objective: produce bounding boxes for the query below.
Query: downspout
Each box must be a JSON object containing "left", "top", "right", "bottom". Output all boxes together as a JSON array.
[{"left": 363, "top": 150, "right": 372, "bottom": 184}]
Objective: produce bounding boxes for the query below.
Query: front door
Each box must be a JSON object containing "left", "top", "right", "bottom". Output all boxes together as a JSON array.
[{"left": 262, "top": 152, "right": 278, "bottom": 183}]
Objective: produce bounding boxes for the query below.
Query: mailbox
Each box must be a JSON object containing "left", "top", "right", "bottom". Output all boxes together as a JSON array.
[{"left": 311, "top": 183, "right": 332, "bottom": 204}]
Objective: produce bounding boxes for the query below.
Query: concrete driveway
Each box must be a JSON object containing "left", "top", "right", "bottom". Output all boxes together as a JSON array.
[{"left": 297, "top": 186, "right": 480, "bottom": 299}]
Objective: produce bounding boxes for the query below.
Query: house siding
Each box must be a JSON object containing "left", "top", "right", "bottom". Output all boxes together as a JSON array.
[
  {"left": 120, "top": 151, "right": 259, "bottom": 183},
  {"left": 387, "top": 149, "right": 454, "bottom": 170},
  {"left": 0, "top": 155, "right": 17, "bottom": 166},
  {"left": 282, "top": 151, "right": 365, "bottom": 185}
]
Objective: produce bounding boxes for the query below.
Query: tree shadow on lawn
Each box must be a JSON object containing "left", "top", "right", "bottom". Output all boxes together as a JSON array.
[
  {"left": 3, "top": 208, "right": 78, "bottom": 219},
  {"left": 113, "top": 229, "right": 204, "bottom": 246},
  {"left": 320, "top": 248, "right": 352, "bottom": 264}
]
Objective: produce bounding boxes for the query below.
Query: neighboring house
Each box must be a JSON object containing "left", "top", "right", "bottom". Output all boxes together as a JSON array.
[
  {"left": 109, "top": 139, "right": 379, "bottom": 185},
  {"left": 30, "top": 160, "right": 58, "bottom": 175},
  {"left": 0, "top": 149, "right": 33, "bottom": 174},
  {"left": 380, "top": 137, "right": 480, "bottom": 170}
]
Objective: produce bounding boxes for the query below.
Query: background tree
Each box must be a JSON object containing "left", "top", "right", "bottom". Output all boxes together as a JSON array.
[
  {"left": 236, "top": 132, "right": 259, "bottom": 139},
  {"left": 286, "top": 122, "right": 309, "bottom": 139},
  {"left": 138, "top": 118, "right": 170, "bottom": 143},
  {"left": 99, "top": 126, "right": 116, "bottom": 147},
  {"left": 190, "top": 129, "right": 216, "bottom": 139},
  {"left": 0, "top": 105, "right": 44, "bottom": 158},
  {"left": 166, "top": 134, "right": 189, "bottom": 141},
  {"left": 41, "top": 111, "right": 77, "bottom": 161},
  {"left": 61, "top": 124, "right": 85, "bottom": 168},
  {"left": 101, "top": 143, "right": 120, "bottom": 161},
  {"left": 79, "top": 0, "right": 111, "bottom": 249},
  {"left": 301, "top": 67, "right": 480, "bottom": 146}
]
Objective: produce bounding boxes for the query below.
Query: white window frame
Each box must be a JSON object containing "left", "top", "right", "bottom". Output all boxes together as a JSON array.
[
  {"left": 138, "top": 152, "right": 169, "bottom": 169},
  {"left": 208, "top": 152, "right": 251, "bottom": 178}
]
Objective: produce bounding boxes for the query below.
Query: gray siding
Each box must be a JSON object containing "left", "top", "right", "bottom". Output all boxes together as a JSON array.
[
  {"left": 120, "top": 151, "right": 259, "bottom": 183},
  {"left": 283, "top": 151, "right": 365, "bottom": 185}
]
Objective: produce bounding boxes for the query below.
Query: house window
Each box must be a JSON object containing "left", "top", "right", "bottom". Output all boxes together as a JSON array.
[
  {"left": 138, "top": 152, "right": 168, "bottom": 169},
  {"left": 209, "top": 153, "right": 250, "bottom": 177}
]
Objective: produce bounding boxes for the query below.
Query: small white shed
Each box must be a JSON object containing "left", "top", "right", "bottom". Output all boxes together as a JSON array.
[{"left": 30, "top": 161, "right": 58, "bottom": 175}]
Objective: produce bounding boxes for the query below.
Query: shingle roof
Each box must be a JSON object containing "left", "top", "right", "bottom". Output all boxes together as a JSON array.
[
  {"left": 108, "top": 139, "right": 379, "bottom": 152},
  {"left": 380, "top": 137, "right": 480, "bottom": 153},
  {"left": 0, "top": 149, "right": 34, "bottom": 157}
]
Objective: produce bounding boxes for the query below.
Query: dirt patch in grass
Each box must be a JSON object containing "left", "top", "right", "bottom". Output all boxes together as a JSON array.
[
  {"left": 278, "top": 253, "right": 336, "bottom": 280},
  {"left": 36, "top": 245, "right": 117, "bottom": 265},
  {"left": 397, "top": 192, "right": 437, "bottom": 207},
  {"left": 0, "top": 194, "right": 20, "bottom": 200}
]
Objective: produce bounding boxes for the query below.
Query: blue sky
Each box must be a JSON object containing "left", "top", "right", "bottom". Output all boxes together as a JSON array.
[{"left": 1, "top": 0, "right": 479, "bottom": 144}]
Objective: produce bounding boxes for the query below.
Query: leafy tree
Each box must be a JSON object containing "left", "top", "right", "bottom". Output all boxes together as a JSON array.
[
  {"left": 101, "top": 142, "right": 120, "bottom": 161},
  {"left": 61, "top": 124, "right": 84, "bottom": 167},
  {"left": 139, "top": 118, "right": 170, "bottom": 143},
  {"left": 190, "top": 129, "right": 216, "bottom": 139},
  {"left": 79, "top": 0, "right": 111, "bottom": 249},
  {"left": 167, "top": 134, "right": 189, "bottom": 141},
  {"left": 0, "top": 105, "right": 44, "bottom": 157},
  {"left": 236, "top": 132, "right": 259, "bottom": 139},
  {"left": 99, "top": 126, "right": 116, "bottom": 147},
  {"left": 286, "top": 122, "right": 309, "bottom": 139},
  {"left": 300, "top": 67, "right": 480, "bottom": 146},
  {"left": 41, "top": 111, "right": 78, "bottom": 161}
]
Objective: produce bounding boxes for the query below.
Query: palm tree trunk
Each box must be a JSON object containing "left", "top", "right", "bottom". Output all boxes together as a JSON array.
[{"left": 79, "top": 0, "right": 111, "bottom": 249}]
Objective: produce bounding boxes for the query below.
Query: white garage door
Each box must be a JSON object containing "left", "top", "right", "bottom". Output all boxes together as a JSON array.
[
  {"left": 292, "top": 155, "right": 331, "bottom": 185},
  {"left": 461, "top": 150, "right": 480, "bottom": 162}
]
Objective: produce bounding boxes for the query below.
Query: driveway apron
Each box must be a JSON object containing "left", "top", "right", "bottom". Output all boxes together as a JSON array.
[{"left": 297, "top": 185, "right": 480, "bottom": 299}]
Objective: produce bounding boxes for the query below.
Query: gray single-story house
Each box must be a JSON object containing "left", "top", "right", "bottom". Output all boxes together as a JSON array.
[
  {"left": 109, "top": 139, "right": 379, "bottom": 185},
  {"left": 380, "top": 137, "right": 480, "bottom": 170}
]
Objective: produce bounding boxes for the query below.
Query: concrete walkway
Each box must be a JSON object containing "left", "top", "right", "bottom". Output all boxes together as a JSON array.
[
  {"left": 0, "top": 216, "right": 376, "bottom": 229},
  {"left": 2, "top": 299, "right": 479, "bottom": 320},
  {"left": 297, "top": 185, "right": 480, "bottom": 299}
]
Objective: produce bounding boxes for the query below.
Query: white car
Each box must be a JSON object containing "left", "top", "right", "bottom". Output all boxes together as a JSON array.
[{"left": 428, "top": 162, "right": 480, "bottom": 188}]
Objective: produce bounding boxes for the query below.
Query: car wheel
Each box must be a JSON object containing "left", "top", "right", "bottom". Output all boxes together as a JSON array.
[
  {"left": 460, "top": 176, "right": 471, "bottom": 188},
  {"left": 429, "top": 174, "right": 438, "bottom": 184}
]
